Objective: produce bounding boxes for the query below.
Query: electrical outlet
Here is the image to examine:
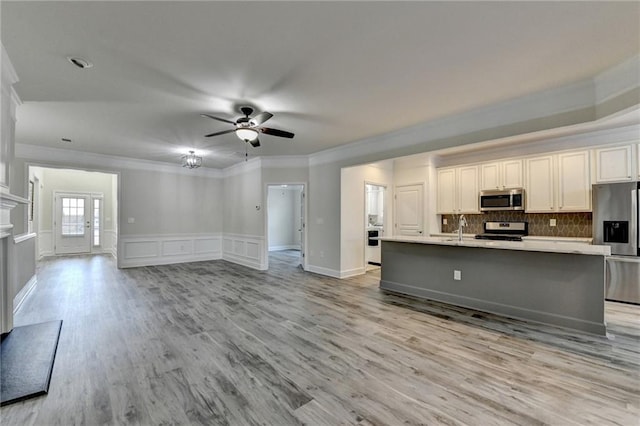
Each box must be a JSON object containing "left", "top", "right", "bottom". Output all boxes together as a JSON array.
[
  {"left": 454, "top": 270, "right": 461, "bottom": 280},
  {"left": 550, "top": 218, "right": 557, "bottom": 227},
  {"left": 443, "top": 218, "right": 448, "bottom": 225}
]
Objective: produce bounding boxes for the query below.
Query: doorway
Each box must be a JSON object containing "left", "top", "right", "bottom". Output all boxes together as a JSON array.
[
  {"left": 266, "top": 184, "right": 306, "bottom": 269},
  {"left": 29, "top": 166, "right": 118, "bottom": 259},
  {"left": 365, "top": 183, "right": 386, "bottom": 272}
]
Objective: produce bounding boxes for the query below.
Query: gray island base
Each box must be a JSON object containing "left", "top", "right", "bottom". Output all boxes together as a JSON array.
[{"left": 379, "top": 240, "right": 607, "bottom": 335}]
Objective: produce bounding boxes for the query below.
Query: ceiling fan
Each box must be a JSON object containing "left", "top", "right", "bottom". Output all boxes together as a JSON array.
[{"left": 201, "top": 106, "right": 294, "bottom": 148}]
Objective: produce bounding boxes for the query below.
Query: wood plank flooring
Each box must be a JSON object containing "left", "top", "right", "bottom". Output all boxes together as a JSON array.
[{"left": 1, "top": 251, "right": 639, "bottom": 425}]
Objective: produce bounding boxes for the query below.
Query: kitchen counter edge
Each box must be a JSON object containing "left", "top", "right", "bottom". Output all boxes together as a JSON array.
[{"left": 377, "top": 236, "right": 611, "bottom": 256}]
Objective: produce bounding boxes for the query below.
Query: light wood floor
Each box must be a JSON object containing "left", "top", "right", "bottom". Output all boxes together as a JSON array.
[{"left": 1, "top": 251, "right": 639, "bottom": 425}]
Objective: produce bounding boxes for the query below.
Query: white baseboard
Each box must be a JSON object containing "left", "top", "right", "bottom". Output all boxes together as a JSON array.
[
  {"left": 339, "top": 267, "right": 366, "bottom": 278},
  {"left": 13, "top": 275, "right": 37, "bottom": 314},
  {"left": 119, "top": 233, "right": 222, "bottom": 268},
  {"left": 305, "top": 264, "right": 342, "bottom": 278}
]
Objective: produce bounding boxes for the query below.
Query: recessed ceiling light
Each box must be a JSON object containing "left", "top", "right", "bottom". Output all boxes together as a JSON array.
[
  {"left": 61, "top": 138, "right": 72, "bottom": 143},
  {"left": 66, "top": 56, "right": 93, "bottom": 69}
]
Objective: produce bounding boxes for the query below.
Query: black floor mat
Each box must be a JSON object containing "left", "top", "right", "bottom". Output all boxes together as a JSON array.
[{"left": 1, "top": 320, "right": 63, "bottom": 406}]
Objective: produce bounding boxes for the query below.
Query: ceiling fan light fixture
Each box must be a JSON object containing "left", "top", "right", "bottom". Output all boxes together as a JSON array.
[
  {"left": 236, "top": 128, "right": 258, "bottom": 142},
  {"left": 181, "top": 150, "right": 202, "bottom": 169}
]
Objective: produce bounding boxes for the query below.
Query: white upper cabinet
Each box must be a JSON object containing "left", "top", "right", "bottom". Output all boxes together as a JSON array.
[
  {"left": 525, "top": 150, "right": 591, "bottom": 213},
  {"left": 457, "top": 166, "right": 479, "bottom": 213},
  {"left": 437, "top": 166, "right": 479, "bottom": 214},
  {"left": 480, "top": 163, "right": 500, "bottom": 190},
  {"left": 437, "top": 168, "right": 456, "bottom": 214},
  {"left": 525, "top": 156, "right": 555, "bottom": 212},
  {"left": 503, "top": 160, "right": 524, "bottom": 189},
  {"left": 480, "top": 160, "right": 523, "bottom": 190},
  {"left": 557, "top": 151, "right": 591, "bottom": 211},
  {"left": 595, "top": 145, "right": 633, "bottom": 183}
]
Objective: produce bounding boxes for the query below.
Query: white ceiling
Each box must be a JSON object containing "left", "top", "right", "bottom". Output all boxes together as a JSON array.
[{"left": 2, "top": 1, "right": 639, "bottom": 169}]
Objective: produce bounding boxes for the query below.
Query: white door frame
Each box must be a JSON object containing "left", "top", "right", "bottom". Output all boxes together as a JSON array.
[
  {"left": 53, "top": 191, "right": 103, "bottom": 255},
  {"left": 264, "top": 182, "right": 308, "bottom": 270},
  {"left": 364, "top": 181, "right": 387, "bottom": 269}
]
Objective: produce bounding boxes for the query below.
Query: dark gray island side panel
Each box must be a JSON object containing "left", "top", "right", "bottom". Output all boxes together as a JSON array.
[{"left": 380, "top": 241, "right": 606, "bottom": 335}]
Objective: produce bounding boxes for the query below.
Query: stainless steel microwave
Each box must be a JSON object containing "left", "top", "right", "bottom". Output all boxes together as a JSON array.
[{"left": 479, "top": 188, "right": 525, "bottom": 212}]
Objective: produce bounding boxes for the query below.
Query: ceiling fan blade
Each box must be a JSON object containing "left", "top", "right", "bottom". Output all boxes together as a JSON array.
[
  {"left": 205, "top": 129, "right": 235, "bottom": 138},
  {"left": 250, "top": 138, "right": 261, "bottom": 148},
  {"left": 201, "top": 113, "right": 236, "bottom": 125},
  {"left": 260, "top": 127, "right": 295, "bottom": 138},
  {"left": 250, "top": 112, "right": 273, "bottom": 126}
]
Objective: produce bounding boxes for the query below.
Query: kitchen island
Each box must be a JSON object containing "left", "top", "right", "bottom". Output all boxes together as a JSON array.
[{"left": 378, "top": 236, "right": 611, "bottom": 335}]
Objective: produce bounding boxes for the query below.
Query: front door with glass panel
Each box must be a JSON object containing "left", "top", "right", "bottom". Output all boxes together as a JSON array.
[{"left": 55, "top": 193, "right": 91, "bottom": 254}]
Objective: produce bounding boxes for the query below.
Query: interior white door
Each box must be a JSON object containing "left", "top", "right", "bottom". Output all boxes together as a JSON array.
[
  {"left": 395, "top": 184, "right": 424, "bottom": 236},
  {"left": 54, "top": 193, "right": 91, "bottom": 255},
  {"left": 299, "top": 189, "right": 305, "bottom": 269}
]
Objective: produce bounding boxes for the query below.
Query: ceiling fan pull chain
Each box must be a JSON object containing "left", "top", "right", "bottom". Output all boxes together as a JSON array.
[{"left": 245, "top": 142, "right": 248, "bottom": 162}]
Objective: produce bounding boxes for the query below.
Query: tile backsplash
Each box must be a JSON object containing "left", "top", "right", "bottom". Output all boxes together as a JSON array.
[{"left": 441, "top": 211, "right": 592, "bottom": 238}]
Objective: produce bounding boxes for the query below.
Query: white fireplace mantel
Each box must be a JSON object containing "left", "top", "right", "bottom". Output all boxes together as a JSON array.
[{"left": 0, "top": 191, "right": 28, "bottom": 239}]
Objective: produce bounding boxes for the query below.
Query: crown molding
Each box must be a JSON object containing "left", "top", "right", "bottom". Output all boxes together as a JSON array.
[
  {"left": 222, "top": 156, "right": 262, "bottom": 177},
  {"left": 15, "top": 144, "right": 223, "bottom": 178},
  {"left": 1, "top": 43, "right": 19, "bottom": 87},
  {"left": 595, "top": 54, "right": 640, "bottom": 104},
  {"left": 260, "top": 155, "right": 309, "bottom": 169},
  {"left": 434, "top": 122, "right": 640, "bottom": 168}
]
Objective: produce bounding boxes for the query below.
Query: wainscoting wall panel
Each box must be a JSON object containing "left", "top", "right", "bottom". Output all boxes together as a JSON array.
[
  {"left": 104, "top": 230, "right": 117, "bottom": 258},
  {"left": 39, "top": 228, "right": 118, "bottom": 258},
  {"left": 38, "top": 230, "right": 53, "bottom": 258},
  {"left": 119, "top": 234, "right": 222, "bottom": 268},
  {"left": 222, "top": 234, "right": 266, "bottom": 270},
  {"left": 161, "top": 240, "right": 193, "bottom": 257}
]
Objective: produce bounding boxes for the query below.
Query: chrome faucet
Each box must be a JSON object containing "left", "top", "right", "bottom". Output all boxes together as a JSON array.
[{"left": 457, "top": 214, "right": 467, "bottom": 241}]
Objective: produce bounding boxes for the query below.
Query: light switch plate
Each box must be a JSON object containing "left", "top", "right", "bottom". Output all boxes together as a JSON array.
[
  {"left": 550, "top": 218, "right": 557, "bottom": 227},
  {"left": 443, "top": 218, "right": 448, "bottom": 225}
]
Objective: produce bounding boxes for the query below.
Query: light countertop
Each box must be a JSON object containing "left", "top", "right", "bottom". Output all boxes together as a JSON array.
[{"left": 378, "top": 235, "right": 611, "bottom": 256}]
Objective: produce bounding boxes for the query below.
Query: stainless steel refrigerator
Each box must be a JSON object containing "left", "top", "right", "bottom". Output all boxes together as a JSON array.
[{"left": 592, "top": 181, "right": 640, "bottom": 304}]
